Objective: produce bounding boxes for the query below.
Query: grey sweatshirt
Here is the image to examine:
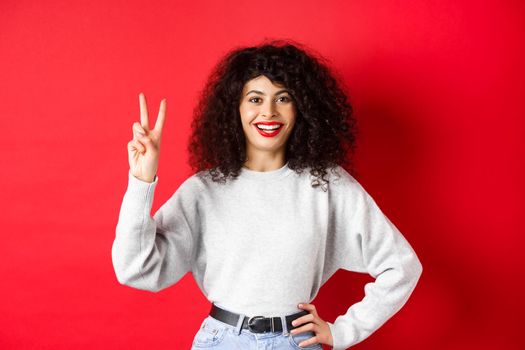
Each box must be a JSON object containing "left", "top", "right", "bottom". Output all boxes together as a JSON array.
[{"left": 111, "top": 161, "right": 423, "bottom": 350}]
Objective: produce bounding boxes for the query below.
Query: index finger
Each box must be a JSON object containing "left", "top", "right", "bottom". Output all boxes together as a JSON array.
[
  {"left": 139, "top": 92, "right": 150, "bottom": 131},
  {"left": 154, "top": 98, "right": 167, "bottom": 134}
]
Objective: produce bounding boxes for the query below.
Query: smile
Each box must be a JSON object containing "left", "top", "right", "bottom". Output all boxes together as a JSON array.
[{"left": 253, "top": 123, "right": 283, "bottom": 137}]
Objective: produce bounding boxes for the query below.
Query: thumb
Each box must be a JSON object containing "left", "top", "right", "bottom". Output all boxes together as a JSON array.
[{"left": 136, "top": 133, "right": 154, "bottom": 146}]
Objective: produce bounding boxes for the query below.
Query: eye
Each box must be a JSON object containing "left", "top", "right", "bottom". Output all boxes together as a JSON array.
[
  {"left": 277, "top": 96, "right": 292, "bottom": 103},
  {"left": 249, "top": 97, "right": 261, "bottom": 103}
]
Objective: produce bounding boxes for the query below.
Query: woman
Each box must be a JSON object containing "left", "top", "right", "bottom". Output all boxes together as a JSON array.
[{"left": 112, "top": 39, "right": 423, "bottom": 350}]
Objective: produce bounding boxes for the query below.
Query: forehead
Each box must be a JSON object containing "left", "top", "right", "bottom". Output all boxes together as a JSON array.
[{"left": 242, "top": 75, "right": 286, "bottom": 92}]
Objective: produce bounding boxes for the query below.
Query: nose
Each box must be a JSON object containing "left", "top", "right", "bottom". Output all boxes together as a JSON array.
[{"left": 261, "top": 100, "right": 278, "bottom": 118}]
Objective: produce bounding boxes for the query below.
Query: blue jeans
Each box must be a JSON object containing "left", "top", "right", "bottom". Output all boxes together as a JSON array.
[{"left": 191, "top": 314, "right": 323, "bottom": 349}]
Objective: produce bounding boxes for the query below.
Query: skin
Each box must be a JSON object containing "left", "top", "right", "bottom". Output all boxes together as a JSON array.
[
  {"left": 127, "top": 93, "right": 166, "bottom": 183},
  {"left": 239, "top": 75, "right": 296, "bottom": 171},
  {"left": 127, "top": 92, "right": 334, "bottom": 347},
  {"left": 291, "top": 303, "right": 334, "bottom": 348}
]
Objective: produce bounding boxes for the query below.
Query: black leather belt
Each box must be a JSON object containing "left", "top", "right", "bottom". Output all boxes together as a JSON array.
[{"left": 209, "top": 302, "right": 309, "bottom": 334}]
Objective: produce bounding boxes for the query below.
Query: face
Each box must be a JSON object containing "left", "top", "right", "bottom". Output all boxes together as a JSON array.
[{"left": 239, "top": 75, "right": 296, "bottom": 157}]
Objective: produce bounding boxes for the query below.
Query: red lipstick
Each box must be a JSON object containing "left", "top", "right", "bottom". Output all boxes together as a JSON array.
[{"left": 253, "top": 121, "right": 284, "bottom": 137}]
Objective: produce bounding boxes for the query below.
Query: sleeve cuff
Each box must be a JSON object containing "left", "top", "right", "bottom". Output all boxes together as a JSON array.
[
  {"left": 126, "top": 170, "right": 159, "bottom": 201},
  {"left": 327, "top": 320, "right": 352, "bottom": 350}
]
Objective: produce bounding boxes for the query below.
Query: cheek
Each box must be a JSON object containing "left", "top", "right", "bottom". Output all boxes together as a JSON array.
[
  {"left": 285, "top": 113, "right": 296, "bottom": 128},
  {"left": 281, "top": 105, "right": 296, "bottom": 119},
  {"left": 240, "top": 108, "right": 258, "bottom": 124}
]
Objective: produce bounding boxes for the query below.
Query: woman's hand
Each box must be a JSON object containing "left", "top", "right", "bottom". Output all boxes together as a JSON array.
[
  {"left": 290, "top": 303, "right": 334, "bottom": 348},
  {"left": 127, "top": 92, "right": 166, "bottom": 183}
]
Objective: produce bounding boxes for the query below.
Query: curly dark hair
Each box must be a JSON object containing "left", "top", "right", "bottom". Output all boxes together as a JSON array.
[{"left": 187, "top": 38, "right": 358, "bottom": 191}]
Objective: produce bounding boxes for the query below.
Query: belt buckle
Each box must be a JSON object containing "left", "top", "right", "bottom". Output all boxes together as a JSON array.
[{"left": 247, "top": 315, "right": 266, "bottom": 333}]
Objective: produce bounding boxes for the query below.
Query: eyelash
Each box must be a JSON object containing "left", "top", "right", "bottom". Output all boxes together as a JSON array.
[{"left": 249, "top": 96, "right": 292, "bottom": 103}]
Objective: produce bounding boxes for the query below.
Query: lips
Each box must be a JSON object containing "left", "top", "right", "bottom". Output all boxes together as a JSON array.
[
  {"left": 253, "top": 122, "right": 283, "bottom": 137},
  {"left": 254, "top": 121, "right": 283, "bottom": 126}
]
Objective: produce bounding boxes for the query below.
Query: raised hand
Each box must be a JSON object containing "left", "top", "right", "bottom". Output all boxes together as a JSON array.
[{"left": 127, "top": 92, "right": 166, "bottom": 183}]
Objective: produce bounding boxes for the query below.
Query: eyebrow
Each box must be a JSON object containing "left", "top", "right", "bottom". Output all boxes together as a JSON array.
[{"left": 245, "top": 89, "right": 291, "bottom": 96}]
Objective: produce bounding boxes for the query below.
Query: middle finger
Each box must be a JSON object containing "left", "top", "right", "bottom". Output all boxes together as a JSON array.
[
  {"left": 290, "top": 322, "right": 315, "bottom": 335},
  {"left": 139, "top": 92, "right": 150, "bottom": 131},
  {"left": 292, "top": 314, "right": 314, "bottom": 328},
  {"left": 132, "top": 122, "right": 146, "bottom": 140}
]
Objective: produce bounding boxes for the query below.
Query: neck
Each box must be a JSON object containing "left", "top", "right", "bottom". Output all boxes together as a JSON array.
[{"left": 243, "top": 155, "right": 287, "bottom": 172}]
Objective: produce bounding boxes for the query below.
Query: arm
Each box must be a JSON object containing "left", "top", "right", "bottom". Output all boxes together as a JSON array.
[
  {"left": 327, "top": 178, "right": 423, "bottom": 349},
  {"left": 111, "top": 170, "right": 196, "bottom": 292}
]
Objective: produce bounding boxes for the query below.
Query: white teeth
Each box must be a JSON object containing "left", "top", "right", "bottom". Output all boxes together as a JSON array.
[{"left": 256, "top": 124, "right": 282, "bottom": 130}]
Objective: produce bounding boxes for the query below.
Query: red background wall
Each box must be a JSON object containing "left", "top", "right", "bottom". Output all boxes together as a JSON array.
[{"left": 1, "top": 0, "right": 523, "bottom": 349}]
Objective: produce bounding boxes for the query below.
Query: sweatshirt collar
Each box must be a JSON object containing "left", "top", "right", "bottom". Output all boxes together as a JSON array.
[{"left": 239, "top": 161, "right": 293, "bottom": 181}]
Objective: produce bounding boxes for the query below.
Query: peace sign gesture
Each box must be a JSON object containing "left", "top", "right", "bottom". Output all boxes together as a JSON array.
[{"left": 127, "top": 92, "right": 167, "bottom": 183}]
